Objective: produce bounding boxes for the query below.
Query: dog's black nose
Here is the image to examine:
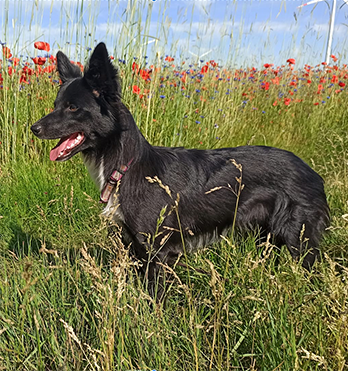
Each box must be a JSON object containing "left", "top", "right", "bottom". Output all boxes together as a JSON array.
[{"left": 31, "top": 124, "right": 42, "bottom": 136}]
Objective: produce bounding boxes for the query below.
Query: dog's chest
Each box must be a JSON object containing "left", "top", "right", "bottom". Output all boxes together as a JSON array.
[
  {"left": 82, "top": 154, "right": 125, "bottom": 223},
  {"left": 82, "top": 154, "right": 106, "bottom": 190}
]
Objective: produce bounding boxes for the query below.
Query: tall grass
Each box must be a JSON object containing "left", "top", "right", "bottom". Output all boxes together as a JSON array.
[{"left": 1, "top": 1, "right": 348, "bottom": 370}]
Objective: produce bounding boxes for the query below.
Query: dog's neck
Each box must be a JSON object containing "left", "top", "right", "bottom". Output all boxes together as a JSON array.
[{"left": 81, "top": 113, "right": 151, "bottom": 191}]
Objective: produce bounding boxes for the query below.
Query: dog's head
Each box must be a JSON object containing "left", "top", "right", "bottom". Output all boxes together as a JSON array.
[{"left": 31, "top": 42, "right": 123, "bottom": 161}]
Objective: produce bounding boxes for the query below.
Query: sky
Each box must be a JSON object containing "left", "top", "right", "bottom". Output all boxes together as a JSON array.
[{"left": 1, "top": 0, "right": 348, "bottom": 68}]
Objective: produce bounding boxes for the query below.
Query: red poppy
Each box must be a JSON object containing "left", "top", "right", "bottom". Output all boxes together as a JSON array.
[
  {"left": 74, "top": 61, "right": 84, "bottom": 72},
  {"left": 43, "top": 64, "right": 56, "bottom": 73},
  {"left": 11, "top": 58, "right": 20, "bottom": 66},
  {"left": 264, "top": 63, "right": 273, "bottom": 68},
  {"left": 49, "top": 55, "right": 57, "bottom": 63},
  {"left": 286, "top": 58, "right": 295, "bottom": 65},
  {"left": 201, "top": 65, "right": 208, "bottom": 74},
  {"left": 140, "top": 69, "right": 151, "bottom": 81},
  {"left": 331, "top": 75, "right": 338, "bottom": 83},
  {"left": 23, "top": 66, "right": 34, "bottom": 76},
  {"left": 32, "top": 57, "right": 46, "bottom": 65},
  {"left": 209, "top": 60, "right": 217, "bottom": 68},
  {"left": 19, "top": 73, "right": 29, "bottom": 84},
  {"left": 2, "top": 46, "right": 12, "bottom": 59},
  {"left": 284, "top": 98, "right": 291, "bottom": 106},
  {"left": 331, "top": 54, "right": 338, "bottom": 62},
  {"left": 34, "top": 41, "right": 50, "bottom": 52},
  {"left": 132, "top": 62, "right": 140, "bottom": 74},
  {"left": 338, "top": 81, "right": 345, "bottom": 88},
  {"left": 261, "top": 82, "right": 270, "bottom": 91},
  {"left": 165, "top": 56, "right": 174, "bottom": 62},
  {"left": 271, "top": 77, "right": 280, "bottom": 85},
  {"left": 132, "top": 85, "right": 141, "bottom": 94}
]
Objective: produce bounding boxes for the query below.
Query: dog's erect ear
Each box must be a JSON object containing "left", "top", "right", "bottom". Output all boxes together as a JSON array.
[
  {"left": 56, "top": 51, "right": 82, "bottom": 83},
  {"left": 84, "top": 42, "right": 122, "bottom": 100}
]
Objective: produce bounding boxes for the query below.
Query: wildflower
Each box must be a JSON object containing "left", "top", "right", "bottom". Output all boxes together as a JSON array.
[
  {"left": 284, "top": 98, "right": 291, "bottom": 106},
  {"left": 271, "top": 77, "right": 280, "bottom": 85},
  {"left": 160, "top": 95, "right": 166, "bottom": 98},
  {"left": 331, "top": 54, "right": 338, "bottom": 62},
  {"left": 165, "top": 56, "right": 174, "bottom": 62},
  {"left": 286, "top": 58, "right": 295, "bottom": 65},
  {"left": 261, "top": 82, "right": 270, "bottom": 91},
  {"left": 338, "top": 81, "right": 345, "bottom": 88},
  {"left": 140, "top": 69, "right": 151, "bottom": 81},
  {"left": 132, "top": 85, "right": 141, "bottom": 94},
  {"left": 11, "top": 57, "right": 20, "bottom": 66},
  {"left": 2, "top": 46, "right": 12, "bottom": 59},
  {"left": 132, "top": 62, "right": 140, "bottom": 74},
  {"left": 32, "top": 57, "right": 46, "bottom": 65},
  {"left": 317, "top": 84, "right": 324, "bottom": 94},
  {"left": 43, "top": 64, "right": 56, "bottom": 73},
  {"left": 34, "top": 41, "right": 50, "bottom": 52},
  {"left": 201, "top": 65, "right": 208, "bottom": 74}
]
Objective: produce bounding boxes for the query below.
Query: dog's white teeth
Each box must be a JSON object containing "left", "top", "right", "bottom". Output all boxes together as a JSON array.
[{"left": 77, "top": 134, "right": 82, "bottom": 140}]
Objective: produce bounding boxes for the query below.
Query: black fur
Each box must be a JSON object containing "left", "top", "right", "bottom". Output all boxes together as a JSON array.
[{"left": 31, "top": 43, "right": 330, "bottom": 299}]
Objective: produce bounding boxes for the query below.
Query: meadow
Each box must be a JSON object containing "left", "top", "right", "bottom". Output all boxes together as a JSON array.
[{"left": 1, "top": 15, "right": 348, "bottom": 371}]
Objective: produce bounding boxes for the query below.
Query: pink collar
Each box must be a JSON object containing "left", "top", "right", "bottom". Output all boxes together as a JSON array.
[{"left": 99, "top": 158, "right": 134, "bottom": 203}]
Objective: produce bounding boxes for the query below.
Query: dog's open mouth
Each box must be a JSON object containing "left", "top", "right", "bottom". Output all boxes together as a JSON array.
[{"left": 50, "top": 132, "right": 85, "bottom": 161}]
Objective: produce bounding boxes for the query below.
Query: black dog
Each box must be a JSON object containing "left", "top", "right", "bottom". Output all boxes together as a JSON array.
[{"left": 31, "top": 43, "right": 329, "bottom": 299}]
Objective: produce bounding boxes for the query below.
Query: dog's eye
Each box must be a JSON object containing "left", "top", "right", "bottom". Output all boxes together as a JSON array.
[{"left": 68, "top": 104, "right": 78, "bottom": 112}]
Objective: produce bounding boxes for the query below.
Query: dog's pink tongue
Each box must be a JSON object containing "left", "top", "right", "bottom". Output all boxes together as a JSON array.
[{"left": 49, "top": 133, "right": 81, "bottom": 161}]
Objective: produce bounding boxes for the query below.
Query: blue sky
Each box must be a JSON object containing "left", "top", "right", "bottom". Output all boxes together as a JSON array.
[{"left": 1, "top": 0, "right": 348, "bottom": 67}]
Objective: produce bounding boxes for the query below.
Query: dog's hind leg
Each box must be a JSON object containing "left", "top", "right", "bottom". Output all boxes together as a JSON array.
[{"left": 277, "top": 206, "right": 327, "bottom": 271}]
